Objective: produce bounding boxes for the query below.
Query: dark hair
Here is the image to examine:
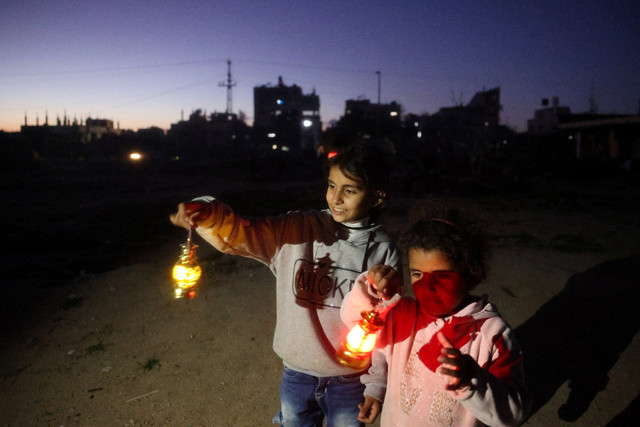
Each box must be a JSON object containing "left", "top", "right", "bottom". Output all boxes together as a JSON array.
[
  {"left": 401, "top": 204, "right": 490, "bottom": 287},
  {"left": 326, "top": 142, "right": 392, "bottom": 220}
]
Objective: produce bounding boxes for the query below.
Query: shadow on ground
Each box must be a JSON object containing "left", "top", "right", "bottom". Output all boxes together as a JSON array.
[{"left": 515, "top": 255, "right": 640, "bottom": 424}]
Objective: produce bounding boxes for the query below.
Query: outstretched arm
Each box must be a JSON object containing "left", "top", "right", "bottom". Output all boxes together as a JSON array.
[{"left": 170, "top": 196, "right": 281, "bottom": 265}]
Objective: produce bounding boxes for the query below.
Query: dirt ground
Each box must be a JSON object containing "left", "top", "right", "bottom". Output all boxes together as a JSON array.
[{"left": 1, "top": 159, "right": 639, "bottom": 426}]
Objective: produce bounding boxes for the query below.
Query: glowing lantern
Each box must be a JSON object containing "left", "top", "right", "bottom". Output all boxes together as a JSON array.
[
  {"left": 172, "top": 229, "right": 201, "bottom": 299},
  {"left": 336, "top": 309, "right": 384, "bottom": 369}
]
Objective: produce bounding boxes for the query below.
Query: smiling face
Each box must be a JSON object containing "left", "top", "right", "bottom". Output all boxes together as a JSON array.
[
  {"left": 325, "top": 165, "right": 378, "bottom": 223},
  {"left": 409, "top": 248, "right": 472, "bottom": 317}
]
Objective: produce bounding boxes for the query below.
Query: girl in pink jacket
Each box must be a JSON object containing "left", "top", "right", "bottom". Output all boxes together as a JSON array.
[{"left": 341, "top": 207, "right": 531, "bottom": 426}]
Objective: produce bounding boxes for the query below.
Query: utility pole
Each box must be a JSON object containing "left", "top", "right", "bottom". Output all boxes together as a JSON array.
[
  {"left": 219, "top": 59, "right": 236, "bottom": 114},
  {"left": 376, "top": 70, "right": 381, "bottom": 104},
  {"left": 588, "top": 80, "right": 599, "bottom": 114},
  {"left": 375, "top": 71, "right": 381, "bottom": 141}
]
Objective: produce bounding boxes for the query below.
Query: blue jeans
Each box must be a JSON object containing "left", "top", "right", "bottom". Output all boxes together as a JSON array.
[{"left": 272, "top": 367, "right": 365, "bottom": 427}]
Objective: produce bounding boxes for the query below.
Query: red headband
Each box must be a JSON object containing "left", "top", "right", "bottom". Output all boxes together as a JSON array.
[{"left": 430, "top": 218, "right": 459, "bottom": 229}]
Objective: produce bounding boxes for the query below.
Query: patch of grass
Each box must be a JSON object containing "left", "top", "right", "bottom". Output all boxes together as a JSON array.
[
  {"left": 85, "top": 342, "right": 105, "bottom": 354},
  {"left": 138, "top": 358, "right": 160, "bottom": 372}
]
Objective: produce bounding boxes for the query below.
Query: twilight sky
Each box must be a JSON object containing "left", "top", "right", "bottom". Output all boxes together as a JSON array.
[{"left": 1, "top": 0, "right": 638, "bottom": 133}]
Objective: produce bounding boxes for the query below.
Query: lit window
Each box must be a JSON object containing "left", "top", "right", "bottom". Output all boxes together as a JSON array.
[
  {"left": 272, "top": 144, "right": 278, "bottom": 150},
  {"left": 390, "top": 111, "right": 398, "bottom": 117},
  {"left": 129, "top": 152, "right": 142, "bottom": 161},
  {"left": 417, "top": 131, "right": 422, "bottom": 138},
  {"left": 281, "top": 146, "right": 290, "bottom": 152},
  {"left": 302, "top": 119, "right": 313, "bottom": 128},
  {"left": 268, "top": 132, "right": 276, "bottom": 138}
]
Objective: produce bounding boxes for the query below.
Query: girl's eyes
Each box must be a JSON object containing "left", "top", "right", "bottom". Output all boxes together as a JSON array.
[
  {"left": 326, "top": 184, "right": 357, "bottom": 195},
  {"left": 434, "top": 272, "right": 457, "bottom": 280},
  {"left": 411, "top": 270, "right": 460, "bottom": 282}
]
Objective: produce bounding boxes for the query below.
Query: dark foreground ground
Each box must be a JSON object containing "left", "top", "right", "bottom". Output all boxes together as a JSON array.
[{"left": 1, "top": 156, "right": 639, "bottom": 426}]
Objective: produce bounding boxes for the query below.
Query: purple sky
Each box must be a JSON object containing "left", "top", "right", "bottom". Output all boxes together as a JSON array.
[{"left": 1, "top": 0, "right": 638, "bottom": 133}]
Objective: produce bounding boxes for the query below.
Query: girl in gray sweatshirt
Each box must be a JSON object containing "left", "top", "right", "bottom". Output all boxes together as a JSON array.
[{"left": 170, "top": 144, "right": 402, "bottom": 427}]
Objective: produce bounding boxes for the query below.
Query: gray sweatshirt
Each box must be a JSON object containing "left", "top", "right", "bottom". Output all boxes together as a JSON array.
[{"left": 194, "top": 196, "right": 402, "bottom": 377}]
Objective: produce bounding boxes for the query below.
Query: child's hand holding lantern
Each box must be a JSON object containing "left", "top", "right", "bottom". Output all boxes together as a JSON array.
[
  {"left": 170, "top": 201, "right": 212, "bottom": 230},
  {"left": 169, "top": 200, "right": 212, "bottom": 299},
  {"left": 365, "top": 264, "right": 402, "bottom": 300}
]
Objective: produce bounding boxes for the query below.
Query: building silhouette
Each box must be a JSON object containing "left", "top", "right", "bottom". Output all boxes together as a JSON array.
[
  {"left": 19, "top": 114, "right": 121, "bottom": 159},
  {"left": 343, "top": 98, "right": 402, "bottom": 139},
  {"left": 167, "top": 110, "right": 251, "bottom": 159},
  {"left": 253, "top": 76, "right": 321, "bottom": 152},
  {"left": 526, "top": 96, "right": 640, "bottom": 175}
]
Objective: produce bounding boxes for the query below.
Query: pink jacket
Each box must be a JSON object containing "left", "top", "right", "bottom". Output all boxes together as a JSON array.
[{"left": 341, "top": 272, "right": 531, "bottom": 426}]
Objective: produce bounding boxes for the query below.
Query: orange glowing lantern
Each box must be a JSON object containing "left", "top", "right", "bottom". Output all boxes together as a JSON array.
[
  {"left": 172, "top": 229, "right": 201, "bottom": 299},
  {"left": 336, "top": 309, "right": 384, "bottom": 369}
]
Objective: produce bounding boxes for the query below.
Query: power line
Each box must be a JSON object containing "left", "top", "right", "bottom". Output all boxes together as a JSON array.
[{"left": 2, "top": 59, "right": 222, "bottom": 78}]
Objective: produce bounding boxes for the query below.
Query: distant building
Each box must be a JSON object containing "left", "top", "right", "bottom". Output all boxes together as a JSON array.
[
  {"left": 342, "top": 99, "right": 402, "bottom": 137},
  {"left": 84, "top": 118, "right": 118, "bottom": 143},
  {"left": 432, "top": 87, "right": 502, "bottom": 128},
  {"left": 525, "top": 96, "right": 639, "bottom": 175},
  {"left": 20, "top": 114, "right": 121, "bottom": 159},
  {"left": 397, "top": 87, "right": 514, "bottom": 187},
  {"left": 559, "top": 114, "right": 640, "bottom": 171},
  {"left": 253, "top": 76, "right": 321, "bottom": 152},
  {"left": 167, "top": 110, "right": 251, "bottom": 158},
  {"left": 527, "top": 97, "right": 572, "bottom": 134},
  {"left": 343, "top": 99, "right": 402, "bottom": 123},
  {"left": 526, "top": 96, "right": 629, "bottom": 135},
  {"left": 322, "top": 98, "right": 402, "bottom": 153}
]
